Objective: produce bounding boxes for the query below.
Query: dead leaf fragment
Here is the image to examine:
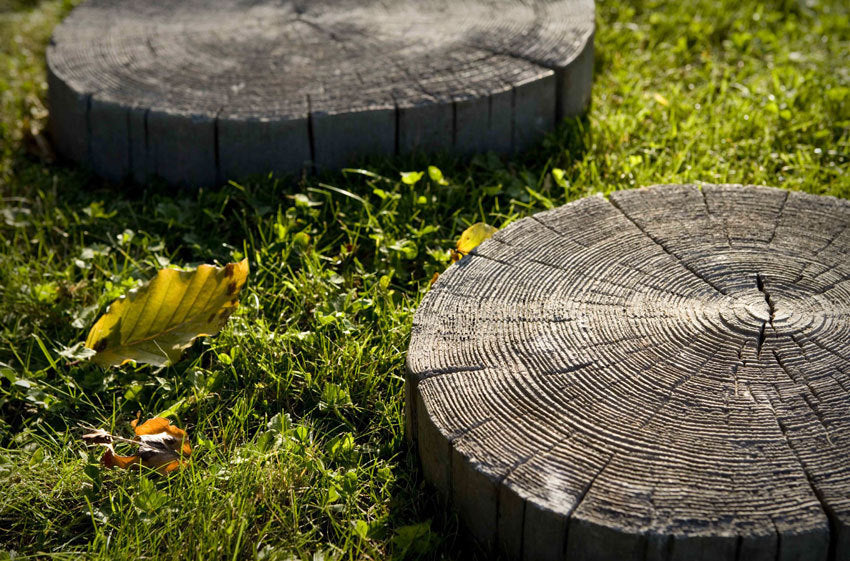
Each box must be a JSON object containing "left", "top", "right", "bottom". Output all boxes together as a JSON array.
[
  {"left": 23, "top": 122, "right": 56, "bottom": 163},
  {"left": 450, "top": 222, "right": 498, "bottom": 263},
  {"left": 84, "top": 259, "right": 249, "bottom": 367},
  {"left": 83, "top": 417, "right": 191, "bottom": 474},
  {"left": 82, "top": 428, "right": 113, "bottom": 446}
]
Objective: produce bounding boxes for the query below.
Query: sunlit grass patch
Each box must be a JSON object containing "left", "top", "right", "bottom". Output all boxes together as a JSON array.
[{"left": 0, "top": 0, "right": 848, "bottom": 559}]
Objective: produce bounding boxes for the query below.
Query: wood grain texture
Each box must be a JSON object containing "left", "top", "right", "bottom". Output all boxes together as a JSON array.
[
  {"left": 407, "top": 184, "right": 850, "bottom": 561},
  {"left": 46, "top": 0, "right": 595, "bottom": 186}
]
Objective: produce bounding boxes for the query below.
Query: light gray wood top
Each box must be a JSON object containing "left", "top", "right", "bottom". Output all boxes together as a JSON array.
[
  {"left": 47, "top": 0, "right": 595, "bottom": 185},
  {"left": 407, "top": 184, "right": 850, "bottom": 561}
]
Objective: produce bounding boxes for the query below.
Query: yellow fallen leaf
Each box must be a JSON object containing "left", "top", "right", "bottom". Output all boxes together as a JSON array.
[
  {"left": 84, "top": 259, "right": 249, "bottom": 367},
  {"left": 83, "top": 416, "right": 191, "bottom": 474},
  {"left": 450, "top": 222, "right": 498, "bottom": 263}
]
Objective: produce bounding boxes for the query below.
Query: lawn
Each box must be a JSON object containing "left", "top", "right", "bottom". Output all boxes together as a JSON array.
[{"left": 0, "top": 0, "right": 848, "bottom": 559}]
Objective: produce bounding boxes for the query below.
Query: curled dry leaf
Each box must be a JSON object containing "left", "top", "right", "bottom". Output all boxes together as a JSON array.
[
  {"left": 84, "top": 259, "right": 249, "bottom": 367},
  {"left": 83, "top": 417, "right": 191, "bottom": 474},
  {"left": 450, "top": 222, "right": 498, "bottom": 263}
]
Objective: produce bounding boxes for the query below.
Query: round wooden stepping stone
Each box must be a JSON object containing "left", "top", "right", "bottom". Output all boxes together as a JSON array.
[
  {"left": 46, "top": 0, "right": 595, "bottom": 186},
  {"left": 407, "top": 184, "right": 850, "bottom": 561}
]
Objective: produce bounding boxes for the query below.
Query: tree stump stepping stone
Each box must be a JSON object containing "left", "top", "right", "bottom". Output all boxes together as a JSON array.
[
  {"left": 407, "top": 184, "right": 850, "bottom": 561},
  {"left": 46, "top": 0, "right": 595, "bottom": 186}
]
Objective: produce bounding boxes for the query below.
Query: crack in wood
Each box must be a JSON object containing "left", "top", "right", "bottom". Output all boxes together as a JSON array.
[
  {"left": 701, "top": 185, "right": 734, "bottom": 249},
  {"left": 520, "top": 214, "right": 718, "bottom": 301},
  {"left": 414, "top": 364, "right": 485, "bottom": 382},
  {"left": 450, "top": 417, "right": 493, "bottom": 443},
  {"left": 467, "top": 43, "right": 557, "bottom": 73},
  {"left": 608, "top": 197, "right": 730, "bottom": 297},
  {"left": 769, "top": 411, "right": 837, "bottom": 561},
  {"left": 771, "top": 348, "right": 832, "bottom": 444},
  {"left": 793, "top": 330, "right": 850, "bottom": 366},
  {"left": 497, "top": 427, "right": 574, "bottom": 484},
  {"left": 791, "top": 219, "right": 850, "bottom": 285},
  {"left": 464, "top": 250, "right": 514, "bottom": 267},
  {"left": 564, "top": 453, "right": 616, "bottom": 547},
  {"left": 756, "top": 273, "right": 776, "bottom": 358},
  {"left": 766, "top": 189, "right": 789, "bottom": 246},
  {"left": 730, "top": 340, "right": 749, "bottom": 399},
  {"left": 528, "top": 214, "right": 591, "bottom": 249},
  {"left": 639, "top": 348, "right": 720, "bottom": 430},
  {"left": 810, "top": 269, "right": 850, "bottom": 295}
]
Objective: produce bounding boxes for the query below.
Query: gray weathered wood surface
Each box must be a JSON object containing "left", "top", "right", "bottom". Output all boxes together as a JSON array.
[
  {"left": 407, "top": 184, "right": 850, "bottom": 561},
  {"left": 47, "top": 0, "right": 595, "bottom": 186}
]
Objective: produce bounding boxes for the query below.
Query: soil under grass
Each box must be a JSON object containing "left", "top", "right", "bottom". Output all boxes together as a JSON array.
[{"left": 0, "top": 0, "right": 848, "bottom": 559}]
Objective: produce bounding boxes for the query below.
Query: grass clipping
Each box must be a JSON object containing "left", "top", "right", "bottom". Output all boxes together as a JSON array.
[{"left": 84, "top": 259, "right": 249, "bottom": 367}]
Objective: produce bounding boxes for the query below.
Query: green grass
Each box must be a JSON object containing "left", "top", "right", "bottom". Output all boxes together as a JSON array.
[{"left": 0, "top": 0, "right": 848, "bottom": 559}]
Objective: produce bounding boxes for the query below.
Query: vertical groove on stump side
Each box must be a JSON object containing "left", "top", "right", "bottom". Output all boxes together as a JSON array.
[
  {"left": 147, "top": 110, "right": 217, "bottom": 187},
  {"left": 85, "top": 93, "right": 92, "bottom": 167},
  {"left": 217, "top": 117, "right": 311, "bottom": 182},
  {"left": 312, "top": 108, "right": 396, "bottom": 170},
  {"left": 451, "top": 100, "right": 458, "bottom": 149},
  {"left": 143, "top": 108, "right": 151, "bottom": 181},
  {"left": 393, "top": 99, "right": 400, "bottom": 156},
  {"left": 404, "top": 371, "right": 419, "bottom": 445},
  {"left": 566, "top": 518, "right": 645, "bottom": 561},
  {"left": 90, "top": 97, "right": 130, "bottom": 182},
  {"left": 398, "top": 102, "right": 453, "bottom": 155},
  {"left": 125, "top": 109, "right": 132, "bottom": 180},
  {"left": 509, "top": 86, "right": 516, "bottom": 153},
  {"left": 644, "top": 533, "right": 674, "bottom": 561},
  {"left": 497, "top": 484, "right": 525, "bottom": 560},
  {"left": 213, "top": 109, "right": 222, "bottom": 186},
  {"left": 306, "top": 95, "right": 316, "bottom": 174},
  {"left": 521, "top": 501, "right": 568, "bottom": 561},
  {"left": 556, "top": 32, "right": 595, "bottom": 120},
  {"left": 734, "top": 533, "right": 776, "bottom": 561},
  {"left": 46, "top": 63, "right": 84, "bottom": 162},
  {"left": 669, "top": 534, "right": 737, "bottom": 561},
  {"left": 415, "top": 389, "right": 451, "bottom": 499},
  {"left": 489, "top": 89, "right": 513, "bottom": 154},
  {"left": 451, "top": 447, "right": 498, "bottom": 551}
]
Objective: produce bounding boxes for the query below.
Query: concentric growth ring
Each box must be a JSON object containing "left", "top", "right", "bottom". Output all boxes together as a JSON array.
[
  {"left": 407, "top": 184, "right": 850, "bottom": 561},
  {"left": 47, "top": 0, "right": 595, "bottom": 186}
]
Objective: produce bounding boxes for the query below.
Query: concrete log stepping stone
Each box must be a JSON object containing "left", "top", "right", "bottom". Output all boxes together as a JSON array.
[
  {"left": 47, "top": 0, "right": 595, "bottom": 186},
  {"left": 407, "top": 184, "right": 850, "bottom": 561}
]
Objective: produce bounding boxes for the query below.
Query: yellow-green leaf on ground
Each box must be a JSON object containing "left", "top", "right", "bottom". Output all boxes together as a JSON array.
[
  {"left": 84, "top": 259, "right": 249, "bottom": 367},
  {"left": 400, "top": 170, "right": 424, "bottom": 185},
  {"left": 450, "top": 222, "right": 498, "bottom": 263},
  {"left": 427, "top": 165, "right": 448, "bottom": 186}
]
